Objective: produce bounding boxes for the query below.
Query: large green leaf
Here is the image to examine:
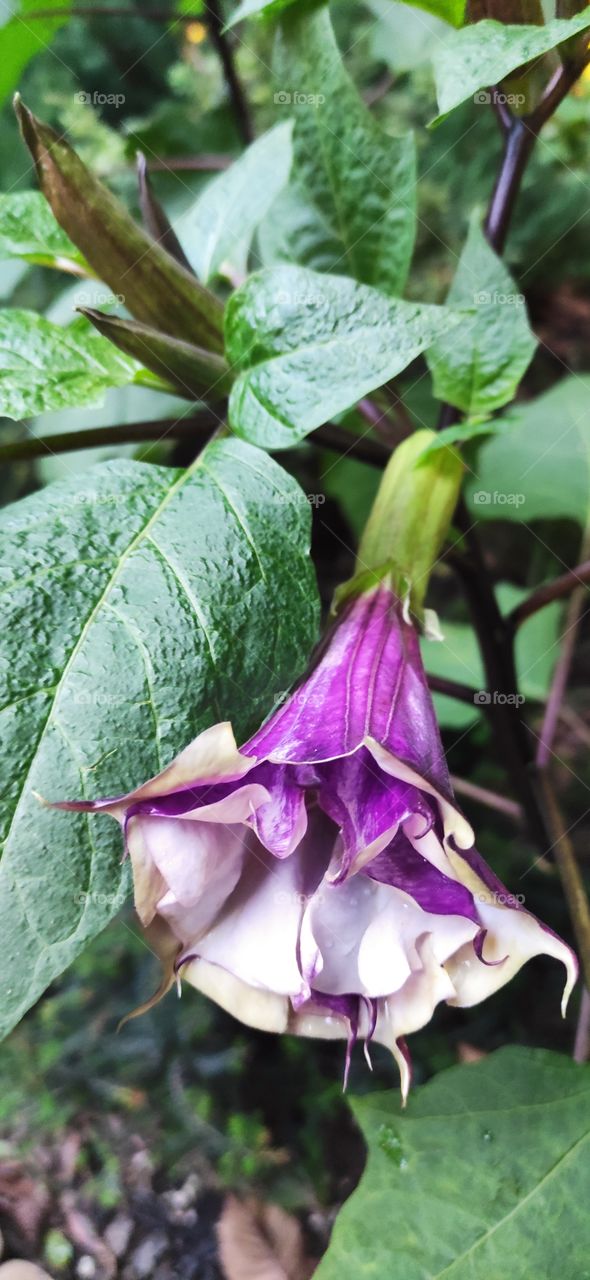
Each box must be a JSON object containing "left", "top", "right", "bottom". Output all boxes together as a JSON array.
[
  {"left": 427, "top": 218, "right": 536, "bottom": 415},
  {"left": 464, "top": 376, "right": 590, "bottom": 524},
  {"left": 175, "top": 122, "right": 293, "bottom": 283},
  {"left": 0, "top": 192, "right": 88, "bottom": 275},
  {"left": 0, "top": 440, "right": 319, "bottom": 1038},
  {"left": 317, "top": 1048, "right": 590, "bottom": 1280},
  {"left": 225, "top": 266, "right": 459, "bottom": 448},
  {"left": 435, "top": 8, "right": 590, "bottom": 118},
  {"left": 0, "top": 311, "right": 148, "bottom": 420},
  {"left": 273, "top": 5, "right": 416, "bottom": 296},
  {"left": 0, "top": 0, "right": 70, "bottom": 102}
]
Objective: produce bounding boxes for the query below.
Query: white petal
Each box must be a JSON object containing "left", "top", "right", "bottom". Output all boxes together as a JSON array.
[
  {"left": 183, "top": 958, "right": 291, "bottom": 1033},
  {"left": 374, "top": 936, "right": 458, "bottom": 1099},
  {"left": 196, "top": 845, "right": 309, "bottom": 1000},
  {"left": 128, "top": 815, "right": 245, "bottom": 941},
  {"left": 446, "top": 900, "right": 578, "bottom": 1014},
  {"left": 357, "top": 890, "right": 477, "bottom": 998},
  {"left": 303, "top": 876, "right": 383, "bottom": 996},
  {"left": 305, "top": 875, "right": 476, "bottom": 999}
]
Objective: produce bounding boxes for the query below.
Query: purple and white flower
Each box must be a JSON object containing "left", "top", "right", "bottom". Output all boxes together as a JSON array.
[{"left": 56, "top": 583, "right": 576, "bottom": 1098}]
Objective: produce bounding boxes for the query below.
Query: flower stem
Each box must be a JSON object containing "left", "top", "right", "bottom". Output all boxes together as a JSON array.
[
  {"left": 204, "top": 0, "right": 254, "bottom": 145},
  {"left": 508, "top": 559, "right": 590, "bottom": 632}
]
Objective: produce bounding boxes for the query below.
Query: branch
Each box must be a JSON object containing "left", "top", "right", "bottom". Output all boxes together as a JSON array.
[
  {"left": 574, "top": 986, "right": 590, "bottom": 1064},
  {"left": 538, "top": 770, "right": 590, "bottom": 990},
  {"left": 0, "top": 415, "right": 390, "bottom": 467},
  {"left": 507, "top": 559, "right": 590, "bottom": 631},
  {"left": 427, "top": 674, "right": 478, "bottom": 704},
  {"left": 536, "top": 530, "right": 590, "bottom": 769},
  {"left": 204, "top": 0, "right": 254, "bottom": 145},
  {"left": 450, "top": 774, "right": 524, "bottom": 823}
]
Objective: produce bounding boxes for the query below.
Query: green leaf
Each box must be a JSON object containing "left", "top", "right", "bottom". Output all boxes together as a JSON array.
[
  {"left": 225, "top": 266, "right": 460, "bottom": 448},
  {"left": 175, "top": 122, "right": 293, "bottom": 283},
  {"left": 464, "top": 376, "right": 590, "bottom": 524},
  {"left": 364, "top": 0, "right": 455, "bottom": 74},
  {"left": 399, "top": 0, "right": 465, "bottom": 28},
  {"left": 423, "top": 583, "right": 562, "bottom": 729},
  {"left": 427, "top": 218, "right": 536, "bottom": 415},
  {"left": 0, "top": 191, "right": 88, "bottom": 275},
  {"left": 317, "top": 1048, "right": 590, "bottom": 1280},
  {"left": 15, "top": 98, "right": 225, "bottom": 353},
  {"left": 0, "top": 0, "right": 70, "bottom": 103},
  {"left": 226, "top": 0, "right": 297, "bottom": 27},
  {"left": 435, "top": 8, "right": 590, "bottom": 118},
  {"left": 80, "top": 309, "right": 233, "bottom": 401},
  {"left": 423, "top": 416, "right": 495, "bottom": 453},
  {"left": 0, "top": 311, "right": 144, "bottom": 420},
  {"left": 274, "top": 5, "right": 416, "bottom": 295},
  {"left": 0, "top": 440, "right": 320, "bottom": 1038}
]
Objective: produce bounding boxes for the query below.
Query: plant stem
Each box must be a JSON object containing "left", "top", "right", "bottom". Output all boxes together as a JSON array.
[
  {"left": 437, "top": 64, "right": 590, "bottom": 982},
  {"left": 508, "top": 559, "right": 590, "bottom": 631},
  {"left": 536, "top": 529, "right": 590, "bottom": 769},
  {"left": 450, "top": 774, "right": 523, "bottom": 824},
  {"left": 484, "top": 116, "right": 535, "bottom": 253},
  {"left": 573, "top": 986, "right": 590, "bottom": 1063},
  {"left": 204, "top": 0, "right": 254, "bottom": 145},
  {"left": 538, "top": 772, "right": 590, "bottom": 989},
  {"left": 427, "top": 675, "right": 478, "bottom": 704},
  {"left": 0, "top": 415, "right": 390, "bottom": 467}
]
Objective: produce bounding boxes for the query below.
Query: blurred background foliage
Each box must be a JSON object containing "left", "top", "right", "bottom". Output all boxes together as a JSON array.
[{"left": 1, "top": 0, "right": 590, "bottom": 1274}]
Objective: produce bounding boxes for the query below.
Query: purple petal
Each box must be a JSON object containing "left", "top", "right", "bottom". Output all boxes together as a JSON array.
[
  {"left": 244, "top": 585, "right": 453, "bottom": 798},
  {"left": 368, "top": 828, "right": 479, "bottom": 922}
]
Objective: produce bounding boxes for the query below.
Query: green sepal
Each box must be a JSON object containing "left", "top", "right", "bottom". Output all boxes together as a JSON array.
[{"left": 356, "top": 429, "right": 463, "bottom": 615}]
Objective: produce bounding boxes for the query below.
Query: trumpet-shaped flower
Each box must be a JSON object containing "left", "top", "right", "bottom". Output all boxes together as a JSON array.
[{"left": 56, "top": 583, "right": 576, "bottom": 1097}]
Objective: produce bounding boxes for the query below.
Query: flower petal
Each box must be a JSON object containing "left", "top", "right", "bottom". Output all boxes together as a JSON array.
[
  {"left": 245, "top": 586, "right": 454, "bottom": 797},
  {"left": 446, "top": 899, "right": 578, "bottom": 1014},
  {"left": 53, "top": 722, "right": 256, "bottom": 818}
]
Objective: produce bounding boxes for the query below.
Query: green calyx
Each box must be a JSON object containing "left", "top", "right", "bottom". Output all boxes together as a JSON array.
[{"left": 355, "top": 429, "right": 464, "bottom": 617}]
